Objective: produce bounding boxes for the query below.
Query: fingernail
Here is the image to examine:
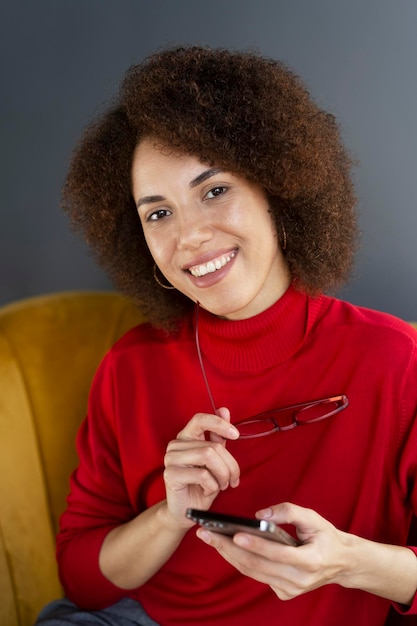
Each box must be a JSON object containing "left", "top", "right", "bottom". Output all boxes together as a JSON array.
[
  {"left": 197, "top": 529, "right": 212, "bottom": 544},
  {"left": 231, "top": 477, "right": 240, "bottom": 488},
  {"left": 234, "top": 533, "right": 250, "bottom": 547},
  {"left": 256, "top": 507, "right": 273, "bottom": 519},
  {"left": 228, "top": 426, "right": 240, "bottom": 439}
]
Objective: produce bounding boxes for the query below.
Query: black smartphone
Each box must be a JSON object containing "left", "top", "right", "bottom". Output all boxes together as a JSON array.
[{"left": 186, "top": 508, "right": 299, "bottom": 546}]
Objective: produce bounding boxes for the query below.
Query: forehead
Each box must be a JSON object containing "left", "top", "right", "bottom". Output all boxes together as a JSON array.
[{"left": 132, "top": 138, "right": 209, "bottom": 187}]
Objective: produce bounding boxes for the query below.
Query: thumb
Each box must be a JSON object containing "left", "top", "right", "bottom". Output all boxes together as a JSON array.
[
  {"left": 209, "top": 407, "right": 231, "bottom": 444},
  {"left": 256, "top": 502, "right": 323, "bottom": 542}
]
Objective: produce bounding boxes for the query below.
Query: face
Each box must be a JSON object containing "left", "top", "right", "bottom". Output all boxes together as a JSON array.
[{"left": 132, "top": 138, "right": 290, "bottom": 320}]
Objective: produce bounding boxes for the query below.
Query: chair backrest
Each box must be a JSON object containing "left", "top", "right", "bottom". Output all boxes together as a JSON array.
[{"left": 0, "top": 291, "right": 144, "bottom": 626}]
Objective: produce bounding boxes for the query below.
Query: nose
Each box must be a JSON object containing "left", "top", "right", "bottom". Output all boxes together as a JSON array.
[{"left": 176, "top": 206, "right": 213, "bottom": 250}]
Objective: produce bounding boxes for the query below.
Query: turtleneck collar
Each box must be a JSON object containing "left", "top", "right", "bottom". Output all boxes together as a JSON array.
[{"left": 194, "top": 284, "right": 324, "bottom": 372}]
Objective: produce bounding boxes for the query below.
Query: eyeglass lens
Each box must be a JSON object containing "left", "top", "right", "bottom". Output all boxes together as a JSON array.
[{"left": 236, "top": 397, "right": 347, "bottom": 438}]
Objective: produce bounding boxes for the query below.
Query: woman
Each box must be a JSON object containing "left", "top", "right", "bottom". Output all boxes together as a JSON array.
[{"left": 37, "top": 46, "right": 417, "bottom": 625}]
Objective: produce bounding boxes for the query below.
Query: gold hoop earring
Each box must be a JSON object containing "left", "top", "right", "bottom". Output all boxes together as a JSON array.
[
  {"left": 153, "top": 265, "right": 175, "bottom": 290},
  {"left": 281, "top": 223, "right": 287, "bottom": 251}
]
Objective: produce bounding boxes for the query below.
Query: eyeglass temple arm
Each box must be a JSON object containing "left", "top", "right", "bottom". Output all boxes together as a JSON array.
[{"left": 195, "top": 303, "right": 218, "bottom": 415}]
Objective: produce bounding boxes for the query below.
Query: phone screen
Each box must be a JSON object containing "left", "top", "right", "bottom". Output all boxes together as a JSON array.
[{"left": 186, "top": 508, "right": 299, "bottom": 546}]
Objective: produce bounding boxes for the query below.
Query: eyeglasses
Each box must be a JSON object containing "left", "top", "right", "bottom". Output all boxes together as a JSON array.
[
  {"left": 234, "top": 395, "right": 348, "bottom": 438},
  {"left": 195, "top": 304, "right": 348, "bottom": 439}
]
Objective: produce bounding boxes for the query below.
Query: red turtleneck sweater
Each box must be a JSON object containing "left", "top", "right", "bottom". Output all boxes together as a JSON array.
[{"left": 57, "top": 286, "right": 417, "bottom": 625}]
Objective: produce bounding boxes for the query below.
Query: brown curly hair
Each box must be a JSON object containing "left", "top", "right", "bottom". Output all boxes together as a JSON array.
[{"left": 63, "top": 45, "right": 358, "bottom": 329}]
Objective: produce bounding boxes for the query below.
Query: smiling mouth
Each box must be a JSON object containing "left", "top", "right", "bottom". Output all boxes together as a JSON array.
[{"left": 188, "top": 251, "right": 237, "bottom": 278}]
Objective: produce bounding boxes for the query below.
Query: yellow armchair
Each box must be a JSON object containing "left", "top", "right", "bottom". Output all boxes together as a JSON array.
[{"left": 0, "top": 291, "right": 144, "bottom": 626}]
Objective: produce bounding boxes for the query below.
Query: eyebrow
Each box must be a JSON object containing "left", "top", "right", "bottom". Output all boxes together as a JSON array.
[
  {"left": 136, "top": 195, "right": 165, "bottom": 209},
  {"left": 136, "top": 168, "right": 224, "bottom": 209},
  {"left": 189, "top": 167, "right": 224, "bottom": 188}
]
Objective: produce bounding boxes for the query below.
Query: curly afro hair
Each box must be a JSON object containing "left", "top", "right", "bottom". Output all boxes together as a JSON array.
[{"left": 63, "top": 45, "right": 358, "bottom": 329}]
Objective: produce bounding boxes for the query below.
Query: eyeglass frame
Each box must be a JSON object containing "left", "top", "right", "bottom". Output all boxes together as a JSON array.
[
  {"left": 233, "top": 395, "right": 348, "bottom": 438},
  {"left": 194, "top": 303, "right": 349, "bottom": 440}
]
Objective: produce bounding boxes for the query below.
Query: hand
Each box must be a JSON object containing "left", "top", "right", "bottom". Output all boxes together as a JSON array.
[
  {"left": 196, "top": 502, "right": 350, "bottom": 600},
  {"left": 163, "top": 408, "right": 240, "bottom": 527}
]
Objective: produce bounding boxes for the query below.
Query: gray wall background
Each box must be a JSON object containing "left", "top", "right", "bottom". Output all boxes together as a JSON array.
[{"left": 1, "top": 0, "right": 416, "bottom": 320}]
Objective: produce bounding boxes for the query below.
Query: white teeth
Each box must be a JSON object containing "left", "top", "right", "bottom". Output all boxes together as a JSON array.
[{"left": 189, "top": 251, "right": 236, "bottom": 278}]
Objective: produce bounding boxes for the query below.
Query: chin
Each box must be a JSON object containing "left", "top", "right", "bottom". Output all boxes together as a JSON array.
[{"left": 200, "top": 299, "right": 251, "bottom": 320}]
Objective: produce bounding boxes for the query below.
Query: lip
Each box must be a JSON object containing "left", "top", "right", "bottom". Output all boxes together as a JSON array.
[
  {"left": 182, "top": 248, "right": 238, "bottom": 272},
  {"left": 183, "top": 248, "right": 238, "bottom": 288}
]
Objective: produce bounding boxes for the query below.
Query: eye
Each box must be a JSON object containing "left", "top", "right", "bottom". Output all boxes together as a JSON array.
[
  {"left": 147, "top": 208, "right": 172, "bottom": 222},
  {"left": 205, "top": 186, "right": 227, "bottom": 200}
]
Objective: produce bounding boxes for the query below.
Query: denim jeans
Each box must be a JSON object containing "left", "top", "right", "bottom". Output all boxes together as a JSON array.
[{"left": 35, "top": 597, "right": 160, "bottom": 626}]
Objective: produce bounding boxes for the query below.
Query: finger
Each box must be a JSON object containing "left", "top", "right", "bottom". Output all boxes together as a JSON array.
[
  {"left": 233, "top": 531, "right": 298, "bottom": 561},
  {"left": 177, "top": 412, "right": 239, "bottom": 442},
  {"left": 209, "top": 407, "right": 231, "bottom": 444},
  {"left": 196, "top": 529, "right": 292, "bottom": 588},
  {"left": 231, "top": 529, "right": 340, "bottom": 598},
  {"left": 165, "top": 441, "right": 240, "bottom": 489},
  {"left": 256, "top": 502, "right": 326, "bottom": 541},
  {"left": 164, "top": 466, "right": 220, "bottom": 497}
]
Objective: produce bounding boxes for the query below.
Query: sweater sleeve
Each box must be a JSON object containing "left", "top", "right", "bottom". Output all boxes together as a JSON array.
[
  {"left": 392, "top": 334, "right": 417, "bottom": 614},
  {"left": 56, "top": 353, "right": 135, "bottom": 609},
  {"left": 389, "top": 548, "right": 417, "bottom": 616}
]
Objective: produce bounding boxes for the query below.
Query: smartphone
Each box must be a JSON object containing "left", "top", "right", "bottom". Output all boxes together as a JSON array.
[{"left": 186, "top": 508, "right": 299, "bottom": 546}]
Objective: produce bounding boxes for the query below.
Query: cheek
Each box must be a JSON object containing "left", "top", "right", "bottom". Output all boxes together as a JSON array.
[
  {"left": 142, "top": 231, "right": 167, "bottom": 265},
  {"left": 217, "top": 210, "right": 252, "bottom": 238}
]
